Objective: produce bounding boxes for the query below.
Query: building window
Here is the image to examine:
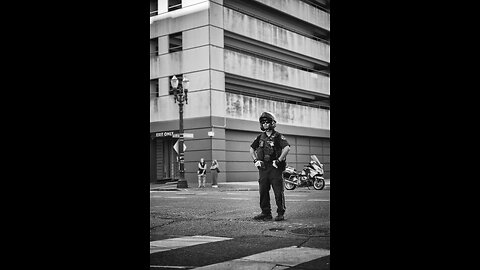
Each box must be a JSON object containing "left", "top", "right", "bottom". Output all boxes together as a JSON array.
[
  {"left": 150, "top": 0, "right": 158, "bottom": 16},
  {"left": 169, "top": 32, "right": 182, "bottom": 53},
  {"left": 150, "top": 38, "right": 159, "bottom": 56},
  {"left": 168, "top": 0, "right": 182, "bottom": 12},
  {"left": 150, "top": 79, "right": 160, "bottom": 97}
]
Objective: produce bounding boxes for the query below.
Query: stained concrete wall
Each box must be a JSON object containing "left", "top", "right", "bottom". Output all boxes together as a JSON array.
[
  {"left": 150, "top": 46, "right": 226, "bottom": 120},
  {"left": 225, "top": 93, "right": 330, "bottom": 130},
  {"left": 150, "top": 46, "right": 211, "bottom": 79},
  {"left": 252, "top": 0, "right": 329, "bottom": 30},
  {"left": 224, "top": 50, "right": 330, "bottom": 96},
  {"left": 151, "top": 90, "right": 214, "bottom": 121},
  {"left": 150, "top": 1, "right": 209, "bottom": 39},
  {"left": 150, "top": 90, "right": 226, "bottom": 121},
  {"left": 224, "top": 7, "right": 329, "bottom": 62}
]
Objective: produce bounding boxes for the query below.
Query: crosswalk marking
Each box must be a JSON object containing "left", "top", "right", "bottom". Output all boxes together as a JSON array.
[
  {"left": 193, "top": 245, "right": 330, "bottom": 269},
  {"left": 307, "top": 199, "right": 330, "bottom": 202},
  {"left": 150, "top": 235, "right": 232, "bottom": 254}
]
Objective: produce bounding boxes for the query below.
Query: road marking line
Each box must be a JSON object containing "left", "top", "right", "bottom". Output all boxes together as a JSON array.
[
  {"left": 164, "top": 196, "right": 188, "bottom": 199},
  {"left": 307, "top": 199, "right": 330, "bottom": 202},
  {"left": 221, "top": 197, "right": 249, "bottom": 200},
  {"left": 194, "top": 246, "right": 329, "bottom": 269},
  {"left": 285, "top": 200, "right": 302, "bottom": 202},
  {"left": 285, "top": 194, "right": 308, "bottom": 197},
  {"left": 150, "top": 235, "right": 232, "bottom": 254}
]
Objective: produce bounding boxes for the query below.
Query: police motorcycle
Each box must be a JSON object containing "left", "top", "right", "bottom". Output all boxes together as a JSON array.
[{"left": 282, "top": 155, "right": 325, "bottom": 190}]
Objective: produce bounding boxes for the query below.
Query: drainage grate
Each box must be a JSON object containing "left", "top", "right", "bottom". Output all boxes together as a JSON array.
[{"left": 289, "top": 227, "right": 330, "bottom": 237}]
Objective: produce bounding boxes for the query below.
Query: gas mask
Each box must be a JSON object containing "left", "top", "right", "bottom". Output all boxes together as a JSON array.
[{"left": 260, "top": 118, "right": 276, "bottom": 131}]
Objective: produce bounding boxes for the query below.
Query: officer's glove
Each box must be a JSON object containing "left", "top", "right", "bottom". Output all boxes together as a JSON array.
[
  {"left": 272, "top": 160, "right": 279, "bottom": 168},
  {"left": 254, "top": 160, "right": 263, "bottom": 168}
]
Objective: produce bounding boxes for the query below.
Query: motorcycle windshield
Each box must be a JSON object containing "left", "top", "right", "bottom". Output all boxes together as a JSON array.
[
  {"left": 312, "top": 164, "right": 323, "bottom": 174},
  {"left": 310, "top": 155, "right": 324, "bottom": 173},
  {"left": 310, "top": 155, "right": 321, "bottom": 165}
]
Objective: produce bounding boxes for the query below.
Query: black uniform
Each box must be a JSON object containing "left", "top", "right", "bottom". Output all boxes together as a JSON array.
[{"left": 250, "top": 130, "right": 290, "bottom": 216}]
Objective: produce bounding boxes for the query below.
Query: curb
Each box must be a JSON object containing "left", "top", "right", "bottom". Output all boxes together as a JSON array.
[
  {"left": 151, "top": 183, "right": 329, "bottom": 192},
  {"left": 150, "top": 187, "right": 180, "bottom": 191},
  {"left": 151, "top": 187, "right": 329, "bottom": 192},
  {"left": 220, "top": 188, "right": 258, "bottom": 191}
]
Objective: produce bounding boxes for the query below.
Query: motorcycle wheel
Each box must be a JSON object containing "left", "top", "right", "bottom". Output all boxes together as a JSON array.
[
  {"left": 283, "top": 174, "right": 297, "bottom": 190},
  {"left": 285, "top": 181, "right": 296, "bottom": 190},
  {"left": 283, "top": 177, "right": 297, "bottom": 190},
  {"left": 313, "top": 177, "right": 325, "bottom": 190}
]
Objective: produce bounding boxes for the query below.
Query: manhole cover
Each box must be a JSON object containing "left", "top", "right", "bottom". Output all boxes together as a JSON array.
[
  {"left": 269, "top": 227, "right": 285, "bottom": 232},
  {"left": 289, "top": 227, "right": 330, "bottom": 237}
]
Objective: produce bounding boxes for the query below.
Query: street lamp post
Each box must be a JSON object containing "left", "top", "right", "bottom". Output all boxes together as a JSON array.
[{"left": 170, "top": 75, "right": 190, "bottom": 188}]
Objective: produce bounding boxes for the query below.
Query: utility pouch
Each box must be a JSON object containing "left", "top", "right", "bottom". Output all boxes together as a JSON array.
[{"left": 259, "top": 161, "right": 266, "bottom": 170}]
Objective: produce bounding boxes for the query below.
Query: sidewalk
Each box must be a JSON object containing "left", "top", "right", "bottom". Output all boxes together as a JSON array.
[{"left": 150, "top": 179, "right": 330, "bottom": 191}]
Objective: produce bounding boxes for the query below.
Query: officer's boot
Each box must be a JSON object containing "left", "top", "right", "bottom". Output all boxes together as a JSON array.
[{"left": 253, "top": 212, "right": 273, "bottom": 220}]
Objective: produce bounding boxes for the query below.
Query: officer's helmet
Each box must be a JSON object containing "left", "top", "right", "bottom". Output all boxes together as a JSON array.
[{"left": 259, "top": 111, "right": 277, "bottom": 131}]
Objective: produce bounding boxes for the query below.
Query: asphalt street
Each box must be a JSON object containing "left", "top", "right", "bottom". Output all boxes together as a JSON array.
[{"left": 150, "top": 187, "right": 330, "bottom": 269}]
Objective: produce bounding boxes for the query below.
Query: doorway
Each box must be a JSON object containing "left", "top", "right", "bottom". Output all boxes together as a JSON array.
[{"left": 155, "top": 138, "right": 178, "bottom": 181}]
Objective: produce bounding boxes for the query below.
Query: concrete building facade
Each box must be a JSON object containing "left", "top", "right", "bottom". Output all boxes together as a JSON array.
[{"left": 150, "top": 0, "right": 330, "bottom": 185}]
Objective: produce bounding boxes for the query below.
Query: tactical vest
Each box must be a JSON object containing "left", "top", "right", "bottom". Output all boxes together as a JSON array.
[{"left": 256, "top": 132, "right": 282, "bottom": 163}]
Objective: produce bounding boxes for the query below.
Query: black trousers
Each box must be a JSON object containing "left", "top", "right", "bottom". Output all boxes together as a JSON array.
[{"left": 258, "top": 164, "right": 286, "bottom": 215}]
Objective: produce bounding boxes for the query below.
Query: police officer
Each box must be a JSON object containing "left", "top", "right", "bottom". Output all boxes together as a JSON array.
[{"left": 250, "top": 112, "right": 290, "bottom": 221}]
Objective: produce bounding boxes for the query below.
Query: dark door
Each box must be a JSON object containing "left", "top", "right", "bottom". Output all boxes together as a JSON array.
[
  {"left": 154, "top": 138, "right": 178, "bottom": 181},
  {"left": 150, "top": 138, "right": 157, "bottom": 182},
  {"left": 162, "top": 139, "right": 176, "bottom": 180}
]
